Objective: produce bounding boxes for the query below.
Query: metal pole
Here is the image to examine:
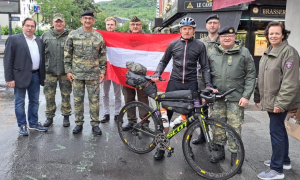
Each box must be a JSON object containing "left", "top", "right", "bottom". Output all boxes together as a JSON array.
[
  {"left": 37, "top": 14, "right": 39, "bottom": 36},
  {"left": 8, "top": 13, "right": 12, "bottom": 36}
]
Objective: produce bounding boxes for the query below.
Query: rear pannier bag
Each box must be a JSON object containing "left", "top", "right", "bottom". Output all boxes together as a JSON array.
[{"left": 161, "top": 101, "right": 194, "bottom": 115}]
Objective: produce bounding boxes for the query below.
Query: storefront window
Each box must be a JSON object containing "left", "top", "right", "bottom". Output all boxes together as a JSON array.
[{"left": 254, "top": 30, "right": 268, "bottom": 56}]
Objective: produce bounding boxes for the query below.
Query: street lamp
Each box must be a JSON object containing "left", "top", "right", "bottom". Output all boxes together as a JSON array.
[{"left": 52, "top": 5, "right": 56, "bottom": 14}]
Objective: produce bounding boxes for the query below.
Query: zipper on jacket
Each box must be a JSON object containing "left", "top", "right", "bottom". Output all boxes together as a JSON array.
[{"left": 182, "top": 41, "right": 187, "bottom": 84}]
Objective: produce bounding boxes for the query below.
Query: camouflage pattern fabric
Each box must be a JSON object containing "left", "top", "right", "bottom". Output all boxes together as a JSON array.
[
  {"left": 44, "top": 73, "right": 72, "bottom": 118},
  {"left": 64, "top": 27, "right": 107, "bottom": 80},
  {"left": 73, "top": 79, "right": 100, "bottom": 126},
  {"left": 210, "top": 101, "right": 244, "bottom": 153}
]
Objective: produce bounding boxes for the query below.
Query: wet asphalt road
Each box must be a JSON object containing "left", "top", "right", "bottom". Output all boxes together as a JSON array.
[{"left": 0, "top": 87, "right": 209, "bottom": 180}]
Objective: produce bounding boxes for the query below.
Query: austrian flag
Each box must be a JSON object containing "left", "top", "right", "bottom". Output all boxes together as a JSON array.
[{"left": 97, "top": 30, "right": 180, "bottom": 92}]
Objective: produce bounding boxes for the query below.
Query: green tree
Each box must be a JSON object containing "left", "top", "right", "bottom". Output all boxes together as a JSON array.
[
  {"left": 14, "top": 26, "right": 22, "bottom": 34},
  {"left": 36, "top": 0, "right": 105, "bottom": 30}
]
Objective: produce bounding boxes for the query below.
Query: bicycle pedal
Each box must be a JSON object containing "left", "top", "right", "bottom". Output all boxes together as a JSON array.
[{"left": 167, "top": 147, "right": 174, "bottom": 157}]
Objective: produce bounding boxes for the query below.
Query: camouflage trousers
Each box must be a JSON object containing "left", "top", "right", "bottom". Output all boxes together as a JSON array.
[
  {"left": 44, "top": 73, "right": 72, "bottom": 118},
  {"left": 210, "top": 101, "right": 244, "bottom": 153},
  {"left": 73, "top": 79, "right": 100, "bottom": 126}
]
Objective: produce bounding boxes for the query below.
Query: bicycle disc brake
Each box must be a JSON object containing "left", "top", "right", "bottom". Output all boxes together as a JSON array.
[{"left": 154, "top": 133, "right": 170, "bottom": 150}]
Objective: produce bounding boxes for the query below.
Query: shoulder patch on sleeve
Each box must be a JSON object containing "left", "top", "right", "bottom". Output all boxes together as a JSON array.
[{"left": 286, "top": 62, "right": 293, "bottom": 69}]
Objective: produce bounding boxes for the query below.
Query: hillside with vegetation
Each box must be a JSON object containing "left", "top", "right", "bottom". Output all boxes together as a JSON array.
[{"left": 99, "top": 0, "right": 156, "bottom": 20}]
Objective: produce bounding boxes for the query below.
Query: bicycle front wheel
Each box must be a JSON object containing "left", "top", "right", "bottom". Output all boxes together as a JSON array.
[
  {"left": 182, "top": 119, "right": 245, "bottom": 180},
  {"left": 117, "top": 101, "right": 162, "bottom": 154}
]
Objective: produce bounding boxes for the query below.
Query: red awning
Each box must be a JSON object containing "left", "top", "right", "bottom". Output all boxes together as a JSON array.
[{"left": 212, "top": 0, "right": 255, "bottom": 11}]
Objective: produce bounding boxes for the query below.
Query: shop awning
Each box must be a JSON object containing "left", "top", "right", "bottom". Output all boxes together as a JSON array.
[
  {"left": 187, "top": 11, "right": 242, "bottom": 32},
  {"left": 213, "top": 0, "right": 255, "bottom": 10}
]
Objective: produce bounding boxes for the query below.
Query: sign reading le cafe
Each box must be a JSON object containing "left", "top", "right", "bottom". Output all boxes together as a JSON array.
[{"left": 184, "top": 0, "right": 213, "bottom": 10}]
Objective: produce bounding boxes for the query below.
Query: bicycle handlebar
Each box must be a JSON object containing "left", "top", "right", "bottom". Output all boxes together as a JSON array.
[
  {"left": 199, "top": 88, "right": 236, "bottom": 107},
  {"left": 145, "top": 75, "right": 166, "bottom": 81}
]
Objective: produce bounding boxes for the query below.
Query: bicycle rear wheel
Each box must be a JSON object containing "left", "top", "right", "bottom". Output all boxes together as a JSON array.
[
  {"left": 182, "top": 119, "right": 245, "bottom": 180},
  {"left": 117, "top": 101, "right": 162, "bottom": 154}
]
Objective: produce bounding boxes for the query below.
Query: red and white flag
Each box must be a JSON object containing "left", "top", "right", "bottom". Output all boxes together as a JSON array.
[{"left": 97, "top": 30, "right": 180, "bottom": 92}]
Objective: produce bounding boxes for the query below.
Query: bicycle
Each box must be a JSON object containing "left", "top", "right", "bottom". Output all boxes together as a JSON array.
[{"left": 117, "top": 74, "right": 245, "bottom": 180}]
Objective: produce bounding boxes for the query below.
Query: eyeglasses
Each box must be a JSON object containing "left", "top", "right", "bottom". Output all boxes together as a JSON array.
[
  {"left": 220, "top": 35, "right": 235, "bottom": 38},
  {"left": 24, "top": 24, "right": 35, "bottom": 28},
  {"left": 82, "top": 17, "right": 94, "bottom": 21},
  {"left": 130, "top": 23, "right": 141, "bottom": 27}
]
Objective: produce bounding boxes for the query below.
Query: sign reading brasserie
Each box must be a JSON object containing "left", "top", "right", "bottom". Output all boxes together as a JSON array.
[{"left": 251, "top": 6, "right": 286, "bottom": 18}]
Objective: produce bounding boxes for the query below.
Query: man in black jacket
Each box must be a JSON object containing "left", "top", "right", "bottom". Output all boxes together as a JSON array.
[
  {"left": 4, "top": 18, "right": 47, "bottom": 136},
  {"left": 151, "top": 17, "right": 213, "bottom": 160}
]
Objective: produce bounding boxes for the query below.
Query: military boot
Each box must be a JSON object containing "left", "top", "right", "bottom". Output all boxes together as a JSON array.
[
  {"left": 63, "top": 116, "right": 70, "bottom": 127},
  {"left": 43, "top": 118, "right": 53, "bottom": 127},
  {"left": 231, "top": 153, "right": 242, "bottom": 174},
  {"left": 210, "top": 145, "right": 225, "bottom": 163}
]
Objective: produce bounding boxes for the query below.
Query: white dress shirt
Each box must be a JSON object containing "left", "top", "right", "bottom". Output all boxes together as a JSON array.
[{"left": 23, "top": 33, "right": 40, "bottom": 70}]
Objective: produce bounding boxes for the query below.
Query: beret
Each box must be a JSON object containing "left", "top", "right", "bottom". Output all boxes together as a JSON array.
[
  {"left": 81, "top": 11, "right": 94, "bottom": 17},
  {"left": 206, "top": 14, "right": 219, "bottom": 23},
  {"left": 219, "top": 26, "right": 236, "bottom": 35}
]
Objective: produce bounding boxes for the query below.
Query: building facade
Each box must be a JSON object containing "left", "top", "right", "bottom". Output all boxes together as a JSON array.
[{"left": 154, "top": 0, "right": 287, "bottom": 74}]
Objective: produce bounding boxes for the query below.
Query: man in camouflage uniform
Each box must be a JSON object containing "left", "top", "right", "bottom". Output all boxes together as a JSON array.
[
  {"left": 193, "top": 14, "right": 221, "bottom": 145},
  {"left": 42, "top": 13, "right": 72, "bottom": 128},
  {"left": 64, "top": 11, "right": 106, "bottom": 135},
  {"left": 207, "top": 27, "right": 256, "bottom": 174}
]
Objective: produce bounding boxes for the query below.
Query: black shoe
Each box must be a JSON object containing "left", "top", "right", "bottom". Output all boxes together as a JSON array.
[
  {"left": 231, "top": 153, "right": 242, "bottom": 174},
  {"left": 63, "top": 116, "right": 70, "bottom": 127},
  {"left": 114, "top": 115, "right": 119, "bottom": 121},
  {"left": 92, "top": 126, "right": 102, "bottom": 135},
  {"left": 192, "top": 134, "right": 206, "bottom": 144},
  {"left": 43, "top": 118, "right": 53, "bottom": 127},
  {"left": 122, "top": 122, "right": 135, "bottom": 131},
  {"left": 210, "top": 145, "right": 225, "bottom": 163},
  {"left": 100, "top": 114, "right": 110, "bottom": 123},
  {"left": 154, "top": 149, "right": 165, "bottom": 160},
  {"left": 73, "top": 125, "right": 83, "bottom": 134}
]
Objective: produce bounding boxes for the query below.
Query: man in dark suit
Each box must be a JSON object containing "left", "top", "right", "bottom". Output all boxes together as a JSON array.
[{"left": 4, "top": 18, "right": 47, "bottom": 136}]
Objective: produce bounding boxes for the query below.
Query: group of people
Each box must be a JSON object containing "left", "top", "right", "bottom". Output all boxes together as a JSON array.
[
  {"left": 3, "top": 10, "right": 300, "bottom": 180},
  {"left": 152, "top": 14, "right": 300, "bottom": 180}
]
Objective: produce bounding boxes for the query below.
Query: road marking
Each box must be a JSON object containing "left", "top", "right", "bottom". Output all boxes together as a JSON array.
[
  {"left": 51, "top": 144, "right": 66, "bottom": 151},
  {"left": 26, "top": 175, "right": 38, "bottom": 180},
  {"left": 106, "top": 132, "right": 109, "bottom": 142}
]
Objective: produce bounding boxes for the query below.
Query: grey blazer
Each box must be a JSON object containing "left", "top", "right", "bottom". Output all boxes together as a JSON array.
[{"left": 4, "top": 33, "right": 45, "bottom": 88}]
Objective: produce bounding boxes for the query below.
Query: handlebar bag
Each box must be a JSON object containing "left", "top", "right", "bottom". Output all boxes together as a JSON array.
[{"left": 125, "top": 71, "right": 147, "bottom": 90}]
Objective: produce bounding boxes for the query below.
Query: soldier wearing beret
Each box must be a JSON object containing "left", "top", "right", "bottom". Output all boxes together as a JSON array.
[
  {"left": 42, "top": 13, "right": 72, "bottom": 128},
  {"left": 193, "top": 14, "right": 222, "bottom": 145},
  {"left": 206, "top": 26, "right": 256, "bottom": 173},
  {"left": 64, "top": 11, "right": 107, "bottom": 135}
]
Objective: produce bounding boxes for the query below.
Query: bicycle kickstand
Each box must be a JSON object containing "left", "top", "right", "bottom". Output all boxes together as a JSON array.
[{"left": 167, "top": 147, "right": 174, "bottom": 157}]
